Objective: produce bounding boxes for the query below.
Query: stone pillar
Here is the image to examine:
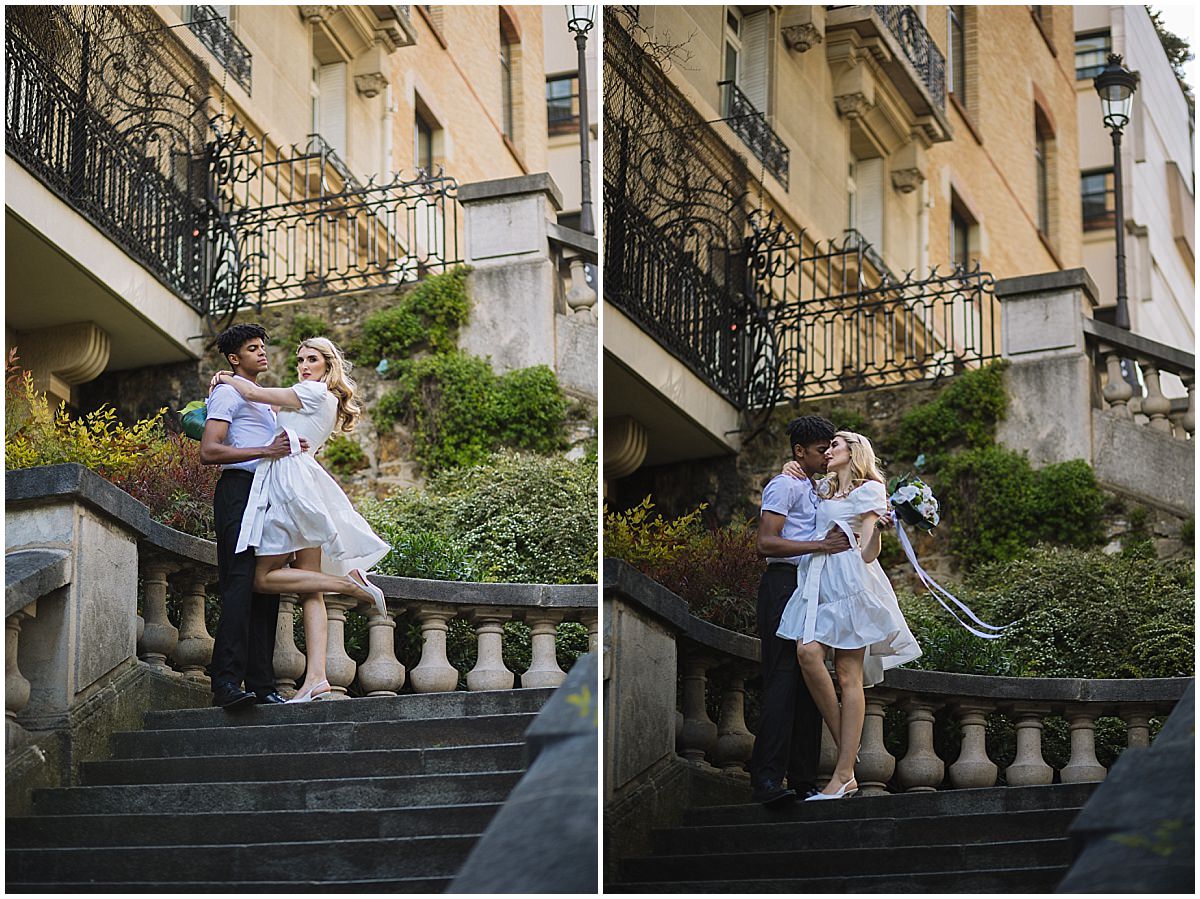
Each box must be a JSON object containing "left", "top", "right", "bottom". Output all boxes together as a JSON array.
[
  {"left": 817, "top": 720, "right": 838, "bottom": 789},
  {"left": 521, "top": 612, "right": 566, "bottom": 689},
  {"left": 357, "top": 603, "right": 405, "bottom": 696},
  {"left": 1005, "top": 707, "right": 1054, "bottom": 786},
  {"left": 948, "top": 704, "right": 998, "bottom": 788},
  {"left": 410, "top": 606, "right": 460, "bottom": 693},
  {"left": 994, "top": 268, "right": 1099, "bottom": 468},
  {"left": 581, "top": 611, "right": 598, "bottom": 656},
  {"left": 857, "top": 690, "right": 897, "bottom": 796},
  {"left": 273, "top": 595, "right": 307, "bottom": 696},
  {"left": 1101, "top": 349, "right": 1135, "bottom": 418},
  {"left": 322, "top": 595, "right": 358, "bottom": 698},
  {"left": 6, "top": 605, "right": 36, "bottom": 750},
  {"left": 466, "top": 609, "right": 515, "bottom": 691},
  {"left": 1140, "top": 365, "right": 1173, "bottom": 432},
  {"left": 1120, "top": 706, "right": 1152, "bottom": 749},
  {"left": 138, "top": 560, "right": 178, "bottom": 672},
  {"left": 171, "top": 573, "right": 214, "bottom": 682},
  {"left": 712, "top": 671, "right": 754, "bottom": 774},
  {"left": 457, "top": 173, "right": 563, "bottom": 376},
  {"left": 1060, "top": 708, "right": 1107, "bottom": 783},
  {"left": 678, "top": 653, "right": 718, "bottom": 765},
  {"left": 896, "top": 701, "right": 944, "bottom": 792}
]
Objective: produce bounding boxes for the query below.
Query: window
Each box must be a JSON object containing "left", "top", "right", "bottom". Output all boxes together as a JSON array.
[
  {"left": 1081, "top": 168, "right": 1116, "bottom": 230},
  {"left": 500, "top": 30, "right": 514, "bottom": 139},
  {"left": 1075, "top": 30, "right": 1111, "bottom": 80},
  {"left": 951, "top": 207, "right": 971, "bottom": 267},
  {"left": 415, "top": 109, "right": 434, "bottom": 171},
  {"left": 316, "top": 61, "right": 347, "bottom": 157},
  {"left": 546, "top": 73, "right": 579, "bottom": 134},
  {"left": 723, "top": 6, "right": 768, "bottom": 113},
  {"left": 1035, "top": 130, "right": 1049, "bottom": 234},
  {"left": 948, "top": 6, "right": 966, "bottom": 105}
]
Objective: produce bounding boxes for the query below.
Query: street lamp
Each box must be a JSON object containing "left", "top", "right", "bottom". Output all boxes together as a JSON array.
[
  {"left": 1093, "top": 53, "right": 1138, "bottom": 330},
  {"left": 565, "top": 5, "right": 596, "bottom": 235}
]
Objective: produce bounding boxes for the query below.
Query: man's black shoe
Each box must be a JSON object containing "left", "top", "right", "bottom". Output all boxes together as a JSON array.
[
  {"left": 255, "top": 691, "right": 286, "bottom": 705},
  {"left": 212, "top": 684, "right": 257, "bottom": 710},
  {"left": 751, "top": 780, "right": 797, "bottom": 807}
]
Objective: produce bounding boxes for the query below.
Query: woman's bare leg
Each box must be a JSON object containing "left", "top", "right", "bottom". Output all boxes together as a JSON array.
[
  {"left": 290, "top": 548, "right": 329, "bottom": 696},
  {"left": 823, "top": 648, "right": 866, "bottom": 793},
  {"left": 253, "top": 553, "right": 369, "bottom": 602},
  {"left": 796, "top": 640, "right": 841, "bottom": 750}
]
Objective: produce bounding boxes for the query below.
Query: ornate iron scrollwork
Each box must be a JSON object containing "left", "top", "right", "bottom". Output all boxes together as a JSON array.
[
  {"left": 874, "top": 4, "right": 946, "bottom": 109},
  {"left": 719, "top": 80, "right": 790, "bottom": 189},
  {"left": 188, "top": 5, "right": 252, "bottom": 94}
]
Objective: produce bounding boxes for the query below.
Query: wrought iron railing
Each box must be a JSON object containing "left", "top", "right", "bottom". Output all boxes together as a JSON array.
[
  {"left": 718, "top": 80, "right": 790, "bottom": 189},
  {"left": 874, "top": 4, "right": 946, "bottom": 109},
  {"left": 746, "top": 211, "right": 999, "bottom": 403},
  {"left": 5, "top": 6, "right": 210, "bottom": 313},
  {"left": 188, "top": 5, "right": 252, "bottom": 94},
  {"left": 206, "top": 117, "right": 462, "bottom": 330}
]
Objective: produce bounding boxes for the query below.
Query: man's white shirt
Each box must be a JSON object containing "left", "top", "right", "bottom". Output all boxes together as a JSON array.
[
  {"left": 206, "top": 378, "right": 277, "bottom": 472},
  {"left": 760, "top": 473, "right": 819, "bottom": 565}
]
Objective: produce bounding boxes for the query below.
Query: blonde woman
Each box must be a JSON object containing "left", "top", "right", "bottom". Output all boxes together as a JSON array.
[
  {"left": 211, "top": 337, "right": 390, "bottom": 703},
  {"left": 776, "top": 431, "right": 921, "bottom": 799}
]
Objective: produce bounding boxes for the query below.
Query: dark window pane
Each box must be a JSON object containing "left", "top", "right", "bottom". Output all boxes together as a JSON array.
[
  {"left": 1081, "top": 168, "right": 1116, "bottom": 230},
  {"left": 1075, "top": 30, "right": 1111, "bottom": 80}
]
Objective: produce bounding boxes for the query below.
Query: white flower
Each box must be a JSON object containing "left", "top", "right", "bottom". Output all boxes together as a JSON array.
[
  {"left": 891, "top": 485, "right": 919, "bottom": 504},
  {"left": 916, "top": 502, "right": 936, "bottom": 519}
]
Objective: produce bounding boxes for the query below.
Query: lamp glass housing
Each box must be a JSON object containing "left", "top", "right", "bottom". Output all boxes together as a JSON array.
[
  {"left": 1093, "top": 55, "right": 1137, "bottom": 133},
  {"left": 566, "top": 4, "right": 596, "bottom": 35}
]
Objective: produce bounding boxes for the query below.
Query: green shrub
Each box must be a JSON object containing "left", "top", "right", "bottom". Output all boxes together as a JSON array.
[
  {"left": 894, "top": 361, "right": 1009, "bottom": 461},
  {"left": 354, "top": 266, "right": 471, "bottom": 363},
  {"left": 362, "top": 450, "right": 597, "bottom": 585},
  {"left": 321, "top": 434, "right": 369, "bottom": 477},
  {"left": 277, "top": 312, "right": 329, "bottom": 350},
  {"left": 375, "top": 353, "right": 567, "bottom": 472}
]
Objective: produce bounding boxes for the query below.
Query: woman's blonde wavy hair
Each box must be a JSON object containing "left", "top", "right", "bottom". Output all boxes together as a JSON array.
[
  {"left": 823, "top": 430, "right": 886, "bottom": 498},
  {"left": 297, "top": 337, "right": 361, "bottom": 432}
]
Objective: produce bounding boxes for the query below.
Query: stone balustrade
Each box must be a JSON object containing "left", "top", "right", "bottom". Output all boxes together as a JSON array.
[
  {"left": 995, "top": 268, "right": 1194, "bottom": 515},
  {"left": 605, "top": 559, "right": 1191, "bottom": 801},
  {"left": 6, "top": 464, "right": 597, "bottom": 786}
]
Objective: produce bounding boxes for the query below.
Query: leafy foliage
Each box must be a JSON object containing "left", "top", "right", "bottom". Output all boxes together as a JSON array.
[
  {"left": 321, "top": 434, "right": 369, "bottom": 477},
  {"left": 894, "top": 361, "right": 1009, "bottom": 460},
  {"left": 277, "top": 312, "right": 329, "bottom": 350},
  {"left": 353, "top": 266, "right": 471, "bottom": 364}
]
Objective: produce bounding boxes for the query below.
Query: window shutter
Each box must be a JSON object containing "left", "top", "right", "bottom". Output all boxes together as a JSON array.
[
  {"left": 857, "top": 157, "right": 884, "bottom": 251},
  {"left": 318, "top": 62, "right": 347, "bottom": 156},
  {"left": 739, "top": 10, "right": 769, "bottom": 113}
]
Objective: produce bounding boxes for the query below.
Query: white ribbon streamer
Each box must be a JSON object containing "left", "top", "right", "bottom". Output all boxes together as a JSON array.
[{"left": 893, "top": 515, "right": 1011, "bottom": 640}]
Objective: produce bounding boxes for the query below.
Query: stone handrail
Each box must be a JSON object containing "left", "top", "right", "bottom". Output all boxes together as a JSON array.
[
  {"left": 6, "top": 464, "right": 598, "bottom": 747},
  {"left": 604, "top": 558, "right": 1191, "bottom": 796}
]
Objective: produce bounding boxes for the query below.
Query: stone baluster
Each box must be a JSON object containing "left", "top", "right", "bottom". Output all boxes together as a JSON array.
[
  {"left": 857, "top": 690, "right": 897, "bottom": 796},
  {"left": 1140, "top": 365, "right": 1173, "bottom": 432},
  {"left": 712, "top": 669, "right": 754, "bottom": 773},
  {"left": 322, "top": 594, "right": 358, "bottom": 698},
  {"left": 678, "top": 653, "right": 717, "bottom": 765},
  {"left": 1181, "top": 374, "right": 1195, "bottom": 439},
  {"left": 1101, "top": 350, "right": 1134, "bottom": 418},
  {"left": 674, "top": 709, "right": 685, "bottom": 758},
  {"left": 817, "top": 720, "right": 838, "bottom": 790},
  {"left": 582, "top": 611, "right": 599, "bottom": 655},
  {"left": 138, "top": 560, "right": 178, "bottom": 672},
  {"left": 466, "top": 609, "right": 514, "bottom": 691},
  {"left": 6, "top": 604, "right": 36, "bottom": 750},
  {"left": 273, "top": 594, "right": 307, "bottom": 696},
  {"left": 1060, "top": 707, "right": 1107, "bottom": 783},
  {"left": 1005, "top": 706, "right": 1054, "bottom": 786},
  {"left": 896, "top": 700, "right": 944, "bottom": 792},
  {"left": 171, "top": 572, "right": 214, "bottom": 682},
  {"left": 1120, "top": 705, "right": 1152, "bottom": 750},
  {"left": 357, "top": 600, "right": 405, "bottom": 696},
  {"left": 521, "top": 612, "right": 566, "bottom": 688},
  {"left": 948, "top": 703, "right": 998, "bottom": 788},
  {"left": 410, "top": 606, "right": 460, "bottom": 693}
]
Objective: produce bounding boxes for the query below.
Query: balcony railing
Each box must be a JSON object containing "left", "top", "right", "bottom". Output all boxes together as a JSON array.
[
  {"left": 718, "top": 80, "right": 790, "bottom": 190},
  {"left": 188, "top": 5, "right": 252, "bottom": 94},
  {"left": 873, "top": 4, "right": 946, "bottom": 109}
]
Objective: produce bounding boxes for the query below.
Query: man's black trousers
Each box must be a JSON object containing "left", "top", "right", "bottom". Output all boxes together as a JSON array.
[
  {"left": 747, "top": 563, "right": 822, "bottom": 791},
  {"left": 210, "top": 470, "right": 279, "bottom": 694}
]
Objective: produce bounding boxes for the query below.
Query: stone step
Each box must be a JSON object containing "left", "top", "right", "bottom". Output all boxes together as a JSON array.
[
  {"left": 6, "top": 803, "right": 501, "bottom": 848},
  {"left": 686, "top": 783, "right": 1098, "bottom": 826},
  {"left": 618, "top": 837, "right": 1073, "bottom": 883},
  {"left": 112, "top": 713, "right": 535, "bottom": 758},
  {"left": 141, "top": 689, "right": 554, "bottom": 730},
  {"left": 7, "top": 835, "right": 477, "bottom": 883},
  {"left": 5, "top": 878, "right": 452, "bottom": 893},
  {"left": 650, "top": 807, "right": 1081, "bottom": 855},
  {"left": 610, "top": 864, "right": 1070, "bottom": 893},
  {"left": 32, "top": 770, "right": 523, "bottom": 816},
  {"left": 80, "top": 742, "right": 525, "bottom": 785}
]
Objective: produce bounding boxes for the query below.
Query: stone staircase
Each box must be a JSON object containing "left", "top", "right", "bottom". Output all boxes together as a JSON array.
[
  {"left": 7, "top": 688, "right": 553, "bottom": 892},
  {"left": 610, "top": 782, "right": 1098, "bottom": 893}
]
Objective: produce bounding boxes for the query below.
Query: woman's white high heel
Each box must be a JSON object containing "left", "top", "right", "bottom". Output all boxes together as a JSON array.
[
  {"left": 805, "top": 777, "right": 858, "bottom": 801},
  {"left": 287, "top": 679, "right": 332, "bottom": 703},
  {"left": 350, "top": 568, "right": 387, "bottom": 618}
]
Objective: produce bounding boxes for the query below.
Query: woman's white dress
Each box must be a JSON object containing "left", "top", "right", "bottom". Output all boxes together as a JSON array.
[
  {"left": 776, "top": 480, "right": 921, "bottom": 684},
  {"left": 236, "top": 379, "right": 390, "bottom": 576}
]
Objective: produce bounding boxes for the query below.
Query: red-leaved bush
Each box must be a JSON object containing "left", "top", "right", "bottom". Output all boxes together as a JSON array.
[{"left": 109, "top": 433, "right": 219, "bottom": 537}]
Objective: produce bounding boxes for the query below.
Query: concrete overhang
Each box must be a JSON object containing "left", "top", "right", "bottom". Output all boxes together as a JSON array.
[
  {"left": 604, "top": 301, "right": 742, "bottom": 467},
  {"left": 5, "top": 157, "right": 207, "bottom": 372}
]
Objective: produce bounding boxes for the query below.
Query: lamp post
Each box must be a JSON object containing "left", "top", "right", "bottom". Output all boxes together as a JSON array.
[
  {"left": 565, "top": 5, "right": 596, "bottom": 235},
  {"left": 1093, "top": 53, "right": 1138, "bottom": 331}
]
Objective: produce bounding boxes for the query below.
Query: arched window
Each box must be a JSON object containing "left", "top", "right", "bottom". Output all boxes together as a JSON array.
[{"left": 498, "top": 8, "right": 521, "bottom": 142}]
